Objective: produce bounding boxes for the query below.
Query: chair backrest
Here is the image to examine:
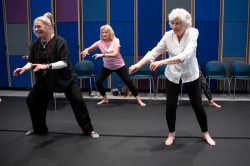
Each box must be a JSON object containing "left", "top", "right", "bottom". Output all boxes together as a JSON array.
[
  {"left": 157, "top": 65, "right": 166, "bottom": 76},
  {"left": 206, "top": 61, "right": 226, "bottom": 77},
  {"left": 75, "top": 60, "right": 94, "bottom": 76},
  {"left": 231, "top": 61, "right": 250, "bottom": 77},
  {"left": 133, "top": 63, "right": 152, "bottom": 76}
]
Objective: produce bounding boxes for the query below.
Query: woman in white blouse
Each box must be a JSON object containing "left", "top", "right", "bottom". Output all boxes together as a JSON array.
[{"left": 129, "top": 8, "right": 215, "bottom": 146}]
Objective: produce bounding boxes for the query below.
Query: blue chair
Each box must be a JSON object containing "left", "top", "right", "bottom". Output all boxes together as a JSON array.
[
  {"left": 75, "top": 60, "right": 97, "bottom": 98},
  {"left": 230, "top": 61, "right": 250, "bottom": 99},
  {"left": 205, "top": 61, "right": 231, "bottom": 98},
  {"left": 130, "top": 63, "right": 154, "bottom": 98},
  {"left": 155, "top": 65, "right": 166, "bottom": 98}
]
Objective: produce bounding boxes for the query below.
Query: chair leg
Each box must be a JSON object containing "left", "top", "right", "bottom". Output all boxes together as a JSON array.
[
  {"left": 151, "top": 77, "right": 155, "bottom": 94},
  {"left": 227, "top": 78, "right": 231, "bottom": 99},
  {"left": 89, "top": 78, "right": 93, "bottom": 99},
  {"left": 233, "top": 78, "right": 236, "bottom": 99},
  {"left": 149, "top": 78, "right": 152, "bottom": 99},
  {"left": 156, "top": 78, "right": 159, "bottom": 99},
  {"left": 54, "top": 92, "right": 57, "bottom": 111},
  {"left": 223, "top": 79, "right": 226, "bottom": 95}
]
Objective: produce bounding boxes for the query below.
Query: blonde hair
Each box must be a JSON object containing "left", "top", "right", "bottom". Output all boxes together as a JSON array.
[
  {"left": 33, "top": 12, "right": 54, "bottom": 37},
  {"left": 100, "top": 24, "right": 115, "bottom": 41},
  {"left": 168, "top": 8, "right": 192, "bottom": 29}
]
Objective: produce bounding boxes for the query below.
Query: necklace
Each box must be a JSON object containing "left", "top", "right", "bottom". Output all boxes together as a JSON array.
[{"left": 41, "top": 41, "right": 48, "bottom": 49}]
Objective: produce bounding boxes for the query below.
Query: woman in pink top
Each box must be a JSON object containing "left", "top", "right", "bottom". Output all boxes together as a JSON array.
[{"left": 81, "top": 24, "right": 145, "bottom": 106}]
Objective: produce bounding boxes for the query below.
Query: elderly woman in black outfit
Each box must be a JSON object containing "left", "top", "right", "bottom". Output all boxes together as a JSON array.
[
  {"left": 13, "top": 12, "right": 99, "bottom": 138},
  {"left": 129, "top": 8, "right": 215, "bottom": 146}
]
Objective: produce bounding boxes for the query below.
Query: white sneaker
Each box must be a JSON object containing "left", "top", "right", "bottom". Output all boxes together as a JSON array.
[
  {"left": 25, "top": 129, "right": 35, "bottom": 136},
  {"left": 90, "top": 131, "right": 99, "bottom": 139}
]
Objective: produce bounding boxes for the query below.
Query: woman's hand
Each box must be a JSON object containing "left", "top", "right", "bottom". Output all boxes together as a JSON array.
[
  {"left": 13, "top": 68, "right": 26, "bottom": 77},
  {"left": 80, "top": 50, "right": 89, "bottom": 58},
  {"left": 22, "top": 55, "right": 29, "bottom": 59},
  {"left": 150, "top": 60, "right": 165, "bottom": 71},
  {"left": 92, "top": 54, "right": 104, "bottom": 59},
  {"left": 32, "top": 64, "right": 48, "bottom": 72},
  {"left": 129, "top": 64, "right": 141, "bottom": 74}
]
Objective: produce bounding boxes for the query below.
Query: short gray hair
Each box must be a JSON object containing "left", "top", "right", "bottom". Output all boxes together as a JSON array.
[{"left": 168, "top": 8, "right": 192, "bottom": 29}]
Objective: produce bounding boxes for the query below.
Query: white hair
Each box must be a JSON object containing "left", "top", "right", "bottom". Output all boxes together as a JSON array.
[
  {"left": 33, "top": 12, "right": 54, "bottom": 36},
  {"left": 168, "top": 8, "right": 192, "bottom": 28}
]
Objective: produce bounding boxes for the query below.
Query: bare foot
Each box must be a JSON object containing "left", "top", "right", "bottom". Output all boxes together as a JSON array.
[
  {"left": 97, "top": 99, "right": 109, "bottom": 105},
  {"left": 135, "top": 96, "right": 146, "bottom": 106},
  {"left": 209, "top": 100, "right": 221, "bottom": 108},
  {"left": 203, "top": 132, "right": 216, "bottom": 145},
  {"left": 165, "top": 132, "right": 175, "bottom": 146},
  {"left": 137, "top": 100, "right": 146, "bottom": 107}
]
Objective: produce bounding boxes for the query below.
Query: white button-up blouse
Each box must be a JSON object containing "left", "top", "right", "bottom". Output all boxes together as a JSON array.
[{"left": 145, "top": 27, "right": 199, "bottom": 84}]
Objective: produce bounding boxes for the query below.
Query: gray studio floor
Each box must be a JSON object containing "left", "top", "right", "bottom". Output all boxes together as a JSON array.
[{"left": 0, "top": 90, "right": 250, "bottom": 166}]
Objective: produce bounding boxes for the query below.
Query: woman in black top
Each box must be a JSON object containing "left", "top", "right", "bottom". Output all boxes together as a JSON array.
[{"left": 13, "top": 12, "right": 99, "bottom": 138}]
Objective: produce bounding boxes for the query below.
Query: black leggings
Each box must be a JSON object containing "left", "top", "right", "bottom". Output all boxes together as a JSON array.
[
  {"left": 96, "top": 65, "right": 138, "bottom": 97},
  {"left": 165, "top": 78, "right": 208, "bottom": 133}
]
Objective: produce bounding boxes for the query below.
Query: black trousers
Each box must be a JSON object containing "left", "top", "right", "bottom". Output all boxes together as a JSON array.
[
  {"left": 165, "top": 78, "right": 208, "bottom": 133},
  {"left": 96, "top": 65, "right": 138, "bottom": 97},
  {"left": 26, "top": 80, "right": 94, "bottom": 135}
]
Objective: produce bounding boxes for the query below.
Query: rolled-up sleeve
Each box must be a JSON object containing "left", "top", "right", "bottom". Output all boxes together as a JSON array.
[{"left": 176, "top": 29, "right": 199, "bottom": 62}]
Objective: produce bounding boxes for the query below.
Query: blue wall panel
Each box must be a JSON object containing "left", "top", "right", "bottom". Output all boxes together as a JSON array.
[
  {"left": 110, "top": 0, "right": 134, "bottom": 56},
  {"left": 0, "top": 25, "right": 5, "bottom": 56},
  {"left": 9, "top": 56, "right": 31, "bottom": 87},
  {"left": 83, "top": 22, "right": 106, "bottom": 49},
  {"left": 195, "top": 22, "right": 220, "bottom": 72},
  {"left": 195, "top": 0, "right": 220, "bottom": 90},
  {"left": 137, "top": 0, "right": 162, "bottom": 90},
  {"left": 223, "top": 22, "right": 247, "bottom": 57},
  {"left": 0, "top": 56, "right": 8, "bottom": 87},
  {"left": 223, "top": 0, "right": 248, "bottom": 57},
  {"left": 111, "top": 22, "right": 134, "bottom": 56},
  {"left": 195, "top": 0, "right": 220, "bottom": 71},
  {"left": 138, "top": 0, "right": 162, "bottom": 56},
  {"left": 196, "top": 0, "right": 220, "bottom": 21},
  {"left": 57, "top": 22, "right": 79, "bottom": 56},
  {"left": 30, "top": 0, "right": 51, "bottom": 21},
  {"left": 69, "top": 55, "right": 79, "bottom": 70},
  {"left": 138, "top": 22, "right": 162, "bottom": 56},
  {"left": 83, "top": 0, "right": 106, "bottom": 22},
  {"left": 0, "top": 2, "right": 7, "bottom": 87},
  {"left": 110, "top": 0, "right": 133, "bottom": 21},
  {"left": 110, "top": 0, "right": 134, "bottom": 88},
  {"left": 30, "top": 0, "right": 51, "bottom": 42},
  {"left": 0, "top": 1, "right": 3, "bottom": 24},
  {"left": 224, "top": 0, "right": 248, "bottom": 21}
]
